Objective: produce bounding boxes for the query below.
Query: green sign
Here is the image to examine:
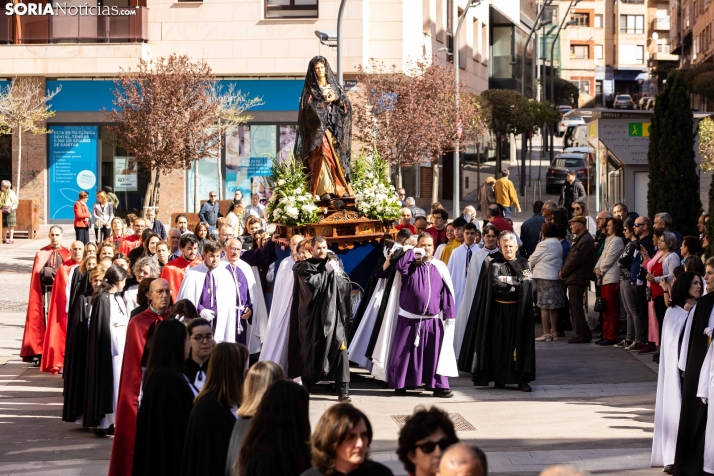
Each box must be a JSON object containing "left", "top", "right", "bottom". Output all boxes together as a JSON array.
[{"left": 628, "top": 122, "right": 651, "bottom": 137}]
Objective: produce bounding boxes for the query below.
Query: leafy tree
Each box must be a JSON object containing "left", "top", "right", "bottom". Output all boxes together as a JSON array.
[
  {"left": 0, "top": 77, "right": 61, "bottom": 198},
  {"left": 647, "top": 69, "right": 700, "bottom": 236},
  {"left": 480, "top": 89, "right": 530, "bottom": 177}
]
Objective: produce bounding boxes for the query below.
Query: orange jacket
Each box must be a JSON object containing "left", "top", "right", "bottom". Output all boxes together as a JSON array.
[{"left": 73, "top": 201, "right": 90, "bottom": 228}]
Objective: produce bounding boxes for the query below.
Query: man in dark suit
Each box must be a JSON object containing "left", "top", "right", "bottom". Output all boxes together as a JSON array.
[
  {"left": 560, "top": 216, "right": 596, "bottom": 343},
  {"left": 520, "top": 201, "right": 545, "bottom": 259}
]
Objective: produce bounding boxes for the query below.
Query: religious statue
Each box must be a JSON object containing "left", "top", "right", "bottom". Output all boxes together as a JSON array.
[{"left": 294, "top": 56, "right": 354, "bottom": 200}]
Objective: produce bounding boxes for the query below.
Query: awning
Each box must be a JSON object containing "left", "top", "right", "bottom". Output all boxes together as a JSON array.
[
  {"left": 635, "top": 72, "right": 649, "bottom": 81},
  {"left": 614, "top": 69, "right": 645, "bottom": 81}
]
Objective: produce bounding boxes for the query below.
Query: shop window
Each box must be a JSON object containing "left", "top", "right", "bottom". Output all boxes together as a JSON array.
[
  {"left": 264, "top": 0, "right": 318, "bottom": 19},
  {"left": 594, "top": 14, "right": 603, "bottom": 28},
  {"left": 571, "top": 80, "right": 591, "bottom": 95}
]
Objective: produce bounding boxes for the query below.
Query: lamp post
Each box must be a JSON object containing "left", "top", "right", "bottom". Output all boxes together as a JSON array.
[
  {"left": 452, "top": 0, "right": 482, "bottom": 219},
  {"left": 336, "top": 0, "right": 348, "bottom": 86},
  {"left": 548, "top": 8, "right": 578, "bottom": 161},
  {"left": 521, "top": 0, "right": 553, "bottom": 96}
]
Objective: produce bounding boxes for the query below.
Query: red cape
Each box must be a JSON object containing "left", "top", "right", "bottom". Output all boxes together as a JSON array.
[
  {"left": 40, "top": 259, "right": 81, "bottom": 373},
  {"left": 118, "top": 235, "right": 141, "bottom": 256},
  {"left": 108, "top": 307, "right": 167, "bottom": 476},
  {"left": 20, "top": 245, "right": 70, "bottom": 361},
  {"left": 159, "top": 256, "right": 203, "bottom": 299}
]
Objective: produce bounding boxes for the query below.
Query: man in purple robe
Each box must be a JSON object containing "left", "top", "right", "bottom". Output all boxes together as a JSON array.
[{"left": 387, "top": 232, "right": 457, "bottom": 398}]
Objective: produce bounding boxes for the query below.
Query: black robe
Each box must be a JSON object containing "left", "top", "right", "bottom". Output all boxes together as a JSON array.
[
  {"left": 347, "top": 249, "right": 386, "bottom": 344},
  {"left": 459, "top": 256, "right": 536, "bottom": 385},
  {"left": 67, "top": 269, "right": 88, "bottom": 317},
  {"left": 132, "top": 366, "right": 195, "bottom": 476},
  {"left": 673, "top": 292, "right": 714, "bottom": 476},
  {"left": 287, "top": 256, "right": 351, "bottom": 385},
  {"left": 83, "top": 292, "right": 116, "bottom": 428},
  {"left": 62, "top": 288, "right": 93, "bottom": 423},
  {"left": 181, "top": 391, "right": 237, "bottom": 476}
]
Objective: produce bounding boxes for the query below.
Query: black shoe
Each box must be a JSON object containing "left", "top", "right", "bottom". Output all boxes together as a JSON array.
[
  {"left": 93, "top": 429, "right": 107, "bottom": 438},
  {"left": 494, "top": 383, "right": 506, "bottom": 389},
  {"left": 653, "top": 351, "right": 660, "bottom": 364},
  {"left": 394, "top": 388, "right": 407, "bottom": 396},
  {"left": 107, "top": 425, "right": 115, "bottom": 436},
  {"left": 519, "top": 383, "right": 532, "bottom": 392},
  {"left": 433, "top": 388, "right": 454, "bottom": 398},
  {"left": 593, "top": 338, "right": 604, "bottom": 345},
  {"left": 598, "top": 339, "right": 617, "bottom": 346},
  {"left": 663, "top": 465, "right": 673, "bottom": 474},
  {"left": 338, "top": 394, "right": 352, "bottom": 402}
]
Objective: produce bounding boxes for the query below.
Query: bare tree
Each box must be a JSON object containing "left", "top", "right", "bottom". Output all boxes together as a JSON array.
[
  {"left": 211, "top": 83, "right": 264, "bottom": 200},
  {"left": 354, "top": 56, "right": 486, "bottom": 203},
  {"left": 107, "top": 54, "right": 220, "bottom": 212},
  {"left": 0, "top": 77, "right": 61, "bottom": 198}
]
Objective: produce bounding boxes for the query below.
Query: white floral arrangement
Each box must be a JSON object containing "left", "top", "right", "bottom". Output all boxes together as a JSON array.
[
  {"left": 351, "top": 149, "right": 402, "bottom": 222},
  {"left": 266, "top": 155, "right": 322, "bottom": 226}
]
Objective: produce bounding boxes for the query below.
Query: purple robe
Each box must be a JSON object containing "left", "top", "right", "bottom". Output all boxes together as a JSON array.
[
  {"left": 197, "top": 272, "right": 218, "bottom": 331},
  {"left": 226, "top": 263, "right": 253, "bottom": 345},
  {"left": 387, "top": 250, "right": 456, "bottom": 389}
]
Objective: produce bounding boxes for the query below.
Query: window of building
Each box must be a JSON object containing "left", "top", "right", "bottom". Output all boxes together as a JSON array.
[
  {"left": 594, "top": 14, "right": 603, "bottom": 28},
  {"left": 473, "top": 19, "right": 480, "bottom": 61},
  {"left": 481, "top": 22, "right": 488, "bottom": 63},
  {"left": 571, "top": 80, "right": 590, "bottom": 95},
  {"left": 657, "top": 38, "right": 670, "bottom": 53},
  {"left": 264, "top": 0, "right": 318, "bottom": 19},
  {"left": 571, "top": 12, "right": 590, "bottom": 26},
  {"left": 619, "top": 14, "right": 644, "bottom": 34},
  {"left": 423, "top": 0, "right": 431, "bottom": 34},
  {"left": 570, "top": 44, "right": 590, "bottom": 58},
  {"left": 436, "top": 0, "right": 444, "bottom": 42},
  {"left": 594, "top": 44, "right": 603, "bottom": 58}
]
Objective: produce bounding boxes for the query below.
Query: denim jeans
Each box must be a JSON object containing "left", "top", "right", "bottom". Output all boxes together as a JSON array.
[
  {"left": 620, "top": 279, "right": 645, "bottom": 342},
  {"left": 503, "top": 206, "right": 512, "bottom": 218}
]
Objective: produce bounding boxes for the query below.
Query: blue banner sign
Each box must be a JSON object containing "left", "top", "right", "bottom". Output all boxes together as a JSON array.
[{"left": 48, "top": 125, "right": 98, "bottom": 220}]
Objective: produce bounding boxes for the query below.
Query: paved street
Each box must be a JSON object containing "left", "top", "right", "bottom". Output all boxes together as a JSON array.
[{"left": 0, "top": 216, "right": 664, "bottom": 476}]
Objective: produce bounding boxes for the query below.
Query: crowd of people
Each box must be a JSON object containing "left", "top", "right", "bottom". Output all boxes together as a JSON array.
[{"left": 13, "top": 167, "right": 714, "bottom": 476}]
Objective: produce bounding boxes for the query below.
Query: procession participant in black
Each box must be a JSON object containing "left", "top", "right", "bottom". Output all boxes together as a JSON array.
[
  {"left": 62, "top": 267, "right": 104, "bottom": 424},
  {"left": 459, "top": 231, "right": 535, "bottom": 392},
  {"left": 672, "top": 263, "right": 714, "bottom": 476},
  {"left": 288, "top": 235, "right": 351, "bottom": 402}
]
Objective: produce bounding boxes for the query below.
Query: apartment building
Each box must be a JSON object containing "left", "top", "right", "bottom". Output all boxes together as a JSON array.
[
  {"left": 647, "top": 0, "right": 677, "bottom": 95},
  {"left": 0, "top": 0, "right": 497, "bottom": 224}
]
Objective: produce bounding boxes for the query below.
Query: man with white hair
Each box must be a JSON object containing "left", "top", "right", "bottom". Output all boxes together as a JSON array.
[
  {"left": 144, "top": 207, "right": 166, "bottom": 240},
  {"left": 406, "top": 196, "right": 426, "bottom": 220},
  {"left": 460, "top": 231, "right": 535, "bottom": 392}
]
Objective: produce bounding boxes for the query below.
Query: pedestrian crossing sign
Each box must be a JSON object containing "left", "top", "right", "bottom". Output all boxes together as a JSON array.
[{"left": 628, "top": 122, "right": 651, "bottom": 137}]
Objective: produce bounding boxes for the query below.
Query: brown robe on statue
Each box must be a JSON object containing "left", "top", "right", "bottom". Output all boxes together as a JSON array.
[{"left": 307, "top": 130, "right": 353, "bottom": 198}]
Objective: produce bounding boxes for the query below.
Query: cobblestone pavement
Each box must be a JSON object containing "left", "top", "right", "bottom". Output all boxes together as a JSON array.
[{"left": 0, "top": 226, "right": 662, "bottom": 475}]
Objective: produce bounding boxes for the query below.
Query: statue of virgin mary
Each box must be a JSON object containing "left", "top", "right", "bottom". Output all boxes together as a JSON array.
[{"left": 294, "top": 56, "right": 354, "bottom": 199}]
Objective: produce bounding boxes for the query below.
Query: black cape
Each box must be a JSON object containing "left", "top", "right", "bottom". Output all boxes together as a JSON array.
[
  {"left": 347, "top": 250, "right": 386, "bottom": 344},
  {"left": 181, "top": 392, "right": 237, "bottom": 476},
  {"left": 67, "top": 269, "right": 88, "bottom": 317},
  {"left": 132, "top": 366, "right": 195, "bottom": 476},
  {"left": 61, "top": 288, "right": 93, "bottom": 423},
  {"left": 673, "top": 292, "right": 714, "bottom": 475},
  {"left": 287, "top": 256, "right": 351, "bottom": 382},
  {"left": 83, "top": 291, "right": 116, "bottom": 428},
  {"left": 458, "top": 256, "right": 536, "bottom": 385}
]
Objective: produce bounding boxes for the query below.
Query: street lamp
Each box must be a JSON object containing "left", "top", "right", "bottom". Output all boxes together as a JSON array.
[
  {"left": 314, "top": 30, "right": 337, "bottom": 47},
  {"left": 452, "top": 0, "right": 482, "bottom": 219},
  {"left": 521, "top": 0, "right": 554, "bottom": 97}
]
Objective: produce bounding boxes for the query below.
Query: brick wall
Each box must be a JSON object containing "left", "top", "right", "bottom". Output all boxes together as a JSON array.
[{"left": 11, "top": 77, "right": 48, "bottom": 223}]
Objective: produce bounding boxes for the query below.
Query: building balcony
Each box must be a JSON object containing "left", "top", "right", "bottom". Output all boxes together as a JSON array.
[
  {"left": 652, "top": 51, "right": 678, "bottom": 61},
  {"left": 651, "top": 17, "right": 670, "bottom": 31},
  {"left": 0, "top": 7, "right": 148, "bottom": 44}
]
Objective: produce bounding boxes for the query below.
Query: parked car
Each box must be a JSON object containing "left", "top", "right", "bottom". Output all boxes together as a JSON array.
[
  {"left": 557, "top": 115, "right": 585, "bottom": 137},
  {"left": 563, "top": 146, "right": 595, "bottom": 163},
  {"left": 557, "top": 104, "right": 573, "bottom": 116},
  {"left": 637, "top": 94, "right": 650, "bottom": 110},
  {"left": 545, "top": 153, "right": 594, "bottom": 194},
  {"left": 563, "top": 126, "right": 590, "bottom": 149},
  {"left": 613, "top": 94, "right": 634, "bottom": 109}
]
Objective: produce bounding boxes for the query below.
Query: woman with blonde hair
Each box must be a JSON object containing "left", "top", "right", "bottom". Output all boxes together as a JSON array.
[
  {"left": 1, "top": 180, "right": 19, "bottom": 244},
  {"left": 181, "top": 343, "right": 249, "bottom": 476},
  {"left": 93, "top": 190, "right": 114, "bottom": 242},
  {"left": 225, "top": 361, "right": 285, "bottom": 476}
]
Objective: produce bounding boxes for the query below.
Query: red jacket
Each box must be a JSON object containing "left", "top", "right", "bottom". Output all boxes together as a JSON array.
[
  {"left": 40, "top": 259, "right": 80, "bottom": 373},
  {"left": 489, "top": 215, "right": 514, "bottom": 233},
  {"left": 395, "top": 223, "right": 416, "bottom": 234},
  {"left": 73, "top": 201, "right": 90, "bottom": 228}
]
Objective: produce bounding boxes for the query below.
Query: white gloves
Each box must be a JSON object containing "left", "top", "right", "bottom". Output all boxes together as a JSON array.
[
  {"left": 414, "top": 248, "right": 425, "bottom": 258},
  {"left": 325, "top": 260, "right": 335, "bottom": 274},
  {"left": 705, "top": 327, "right": 713, "bottom": 338},
  {"left": 200, "top": 309, "right": 216, "bottom": 321},
  {"left": 499, "top": 276, "right": 514, "bottom": 285}
]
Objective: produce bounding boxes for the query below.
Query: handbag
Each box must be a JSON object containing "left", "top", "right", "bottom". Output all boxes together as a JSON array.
[
  {"left": 1, "top": 206, "right": 11, "bottom": 215},
  {"left": 593, "top": 297, "right": 604, "bottom": 313}
]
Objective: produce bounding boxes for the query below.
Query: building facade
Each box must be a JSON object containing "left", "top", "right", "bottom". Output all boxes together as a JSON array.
[{"left": 0, "top": 0, "right": 495, "bottom": 223}]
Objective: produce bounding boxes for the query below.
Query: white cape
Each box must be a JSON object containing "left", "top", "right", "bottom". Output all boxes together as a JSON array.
[
  {"left": 651, "top": 306, "right": 690, "bottom": 467},
  {"left": 369, "top": 273, "right": 402, "bottom": 382},
  {"left": 259, "top": 256, "right": 295, "bottom": 370},
  {"left": 453, "top": 247, "right": 499, "bottom": 357}
]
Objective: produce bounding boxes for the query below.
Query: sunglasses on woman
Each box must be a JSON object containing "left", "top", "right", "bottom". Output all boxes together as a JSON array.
[
  {"left": 415, "top": 438, "right": 451, "bottom": 454},
  {"left": 573, "top": 207, "right": 581, "bottom": 211}
]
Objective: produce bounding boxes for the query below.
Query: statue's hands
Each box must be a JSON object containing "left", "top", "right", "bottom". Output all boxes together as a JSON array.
[{"left": 325, "top": 90, "right": 337, "bottom": 103}]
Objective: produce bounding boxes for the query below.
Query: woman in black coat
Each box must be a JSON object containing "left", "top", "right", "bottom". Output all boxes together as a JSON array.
[
  {"left": 132, "top": 319, "right": 195, "bottom": 476},
  {"left": 181, "top": 342, "right": 249, "bottom": 476}
]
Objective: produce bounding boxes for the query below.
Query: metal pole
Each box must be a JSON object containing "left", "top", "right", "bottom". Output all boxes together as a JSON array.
[
  {"left": 337, "top": 0, "right": 348, "bottom": 86},
  {"left": 520, "top": 0, "right": 551, "bottom": 96},
  {"left": 453, "top": 0, "right": 481, "bottom": 219},
  {"left": 549, "top": 1, "right": 577, "bottom": 161}
]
